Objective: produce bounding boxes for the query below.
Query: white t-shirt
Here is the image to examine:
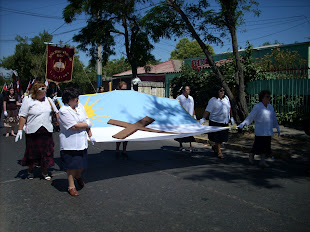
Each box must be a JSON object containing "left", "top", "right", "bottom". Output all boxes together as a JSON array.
[
  {"left": 19, "top": 96, "right": 58, "bottom": 134},
  {"left": 177, "top": 94, "right": 195, "bottom": 116},
  {"left": 59, "top": 103, "right": 89, "bottom": 151},
  {"left": 205, "top": 96, "right": 231, "bottom": 124},
  {"left": 243, "top": 102, "right": 280, "bottom": 136}
]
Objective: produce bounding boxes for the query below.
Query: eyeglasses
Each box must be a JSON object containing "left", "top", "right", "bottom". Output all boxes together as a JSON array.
[
  {"left": 38, "top": 87, "right": 47, "bottom": 91},
  {"left": 219, "top": 89, "right": 225, "bottom": 92}
]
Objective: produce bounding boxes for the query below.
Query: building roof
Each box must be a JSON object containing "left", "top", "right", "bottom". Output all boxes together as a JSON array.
[{"left": 113, "top": 59, "right": 183, "bottom": 77}]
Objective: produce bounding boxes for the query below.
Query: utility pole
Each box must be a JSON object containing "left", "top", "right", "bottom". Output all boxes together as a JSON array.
[{"left": 97, "top": 44, "right": 102, "bottom": 91}]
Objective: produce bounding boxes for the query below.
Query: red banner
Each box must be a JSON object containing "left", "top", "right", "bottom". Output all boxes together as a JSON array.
[{"left": 46, "top": 45, "right": 74, "bottom": 83}]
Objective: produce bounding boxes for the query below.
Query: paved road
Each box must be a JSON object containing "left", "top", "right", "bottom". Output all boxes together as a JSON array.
[{"left": 1, "top": 125, "right": 310, "bottom": 232}]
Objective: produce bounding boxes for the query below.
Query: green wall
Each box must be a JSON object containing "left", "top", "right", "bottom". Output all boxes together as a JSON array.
[{"left": 184, "top": 42, "right": 310, "bottom": 68}]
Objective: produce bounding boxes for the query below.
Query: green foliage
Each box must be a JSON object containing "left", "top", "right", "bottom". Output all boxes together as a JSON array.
[
  {"left": 170, "top": 65, "right": 221, "bottom": 107},
  {"left": 0, "top": 31, "right": 92, "bottom": 93},
  {"left": 63, "top": 0, "right": 155, "bottom": 74},
  {"left": 0, "top": 31, "right": 52, "bottom": 89},
  {"left": 143, "top": 1, "right": 223, "bottom": 45},
  {"left": 103, "top": 57, "right": 131, "bottom": 77},
  {"left": 66, "top": 56, "right": 96, "bottom": 94},
  {"left": 255, "top": 47, "right": 307, "bottom": 71},
  {"left": 216, "top": 43, "right": 265, "bottom": 86},
  {"left": 276, "top": 111, "right": 308, "bottom": 126},
  {"left": 170, "top": 38, "right": 214, "bottom": 60}
]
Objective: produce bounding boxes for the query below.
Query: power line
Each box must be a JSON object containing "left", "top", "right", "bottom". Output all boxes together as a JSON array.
[
  {"left": 239, "top": 21, "right": 308, "bottom": 44},
  {"left": 241, "top": 18, "right": 305, "bottom": 32},
  {"left": 0, "top": 6, "right": 85, "bottom": 20},
  {"left": 245, "top": 15, "right": 304, "bottom": 23},
  {"left": 259, "top": 5, "right": 310, "bottom": 8},
  {"left": 50, "top": 23, "right": 67, "bottom": 34},
  {"left": 0, "top": 7, "right": 63, "bottom": 19}
]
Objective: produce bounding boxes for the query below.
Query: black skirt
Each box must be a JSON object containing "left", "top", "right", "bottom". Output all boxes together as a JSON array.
[
  {"left": 208, "top": 120, "right": 229, "bottom": 144},
  {"left": 174, "top": 136, "right": 196, "bottom": 143},
  {"left": 60, "top": 149, "right": 88, "bottom": 170},
  {"left": 251, "top": 136, "right": 271, "bottom": 155}
]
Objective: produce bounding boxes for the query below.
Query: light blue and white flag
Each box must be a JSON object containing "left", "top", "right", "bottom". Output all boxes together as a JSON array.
[{"left": 58, "top": 90, "right": 228, "bottom": 142}]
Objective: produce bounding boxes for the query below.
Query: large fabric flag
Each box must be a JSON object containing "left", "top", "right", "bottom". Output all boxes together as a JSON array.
[
  {"left": 58, "top": 90, "right": 228, "bottom": 142},
  {"left": 46, "top": 45, "right": 74, "bottom": 83}
]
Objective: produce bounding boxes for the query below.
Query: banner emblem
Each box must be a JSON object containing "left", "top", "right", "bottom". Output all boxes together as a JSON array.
[{"left": 46, "top": 45, "right": 74, "bottom": 83}]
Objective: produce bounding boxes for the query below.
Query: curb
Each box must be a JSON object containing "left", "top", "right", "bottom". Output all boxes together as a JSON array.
[{"left": 194, "top": 135, "right": 295, "bottom": 161}]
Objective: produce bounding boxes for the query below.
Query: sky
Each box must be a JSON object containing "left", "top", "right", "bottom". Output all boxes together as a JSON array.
[{"left": 0, "top": 0, "right": 310, "bottom": 73}]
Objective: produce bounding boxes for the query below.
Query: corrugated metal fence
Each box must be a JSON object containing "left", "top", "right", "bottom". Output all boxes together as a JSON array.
[{"left": 246, "top": 67, "right": 310, "bottom": 113}]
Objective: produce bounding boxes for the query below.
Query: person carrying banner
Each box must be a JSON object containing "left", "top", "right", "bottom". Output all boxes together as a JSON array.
[
  {"left": 175, "top": 85, "right": 197, "bottom": 152},
  {"left": 98, "top": 86, "right": 104, "bottom": 93},
  {"left": 58, "top": 87, "right": 95, "bottom": 196},
  {"left": 0, "top": 91, "right": 3, "bottom": 121},
  {"left": 200, "top": 86, "right": 235, "bottom": 159},
  {"left": 15, "top": 82, "right": 58, "bottom": 180},
  {"left": 3, "top": 87, "right": 21, "bottom": 137},
  {"left": 238, "top": 90, "right": 280, "bottom": 167},
  {"left": 115, "top": 81, "right": 129, "bottom": 158}
]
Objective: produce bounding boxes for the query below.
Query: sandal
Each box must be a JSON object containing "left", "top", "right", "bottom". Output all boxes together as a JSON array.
[
  {"left": 68, "top": 187, "right": 79, "bottom": 196},
  {"left": 27, "top": 172, "right": 34, "bottom": 180},
  {"left": 42, "top": 173, "right": 51, "bottom": 181}
]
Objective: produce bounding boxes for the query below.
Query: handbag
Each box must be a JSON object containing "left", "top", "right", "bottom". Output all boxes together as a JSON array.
[{"left": 47, "top": 98, "right": 59, "bottom": 127}]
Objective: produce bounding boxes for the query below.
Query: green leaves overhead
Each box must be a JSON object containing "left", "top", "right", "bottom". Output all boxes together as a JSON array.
[
  {"left": 63, "top": 0, "right": 155, "bottom": 77},
  {"left": 170, "top": 38, "right": 214, "bottom": 60}
]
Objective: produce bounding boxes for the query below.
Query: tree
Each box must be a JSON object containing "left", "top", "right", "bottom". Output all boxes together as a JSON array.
[
  {"left": 0, "top": 31, "right": 52, "bottom": 89},
  {"left": 63, "top": 0, "right": 155, "bottom": 81},
  {"left": 143, "top": 0, "right": 259, "bottom": 121},
  {"left": 67, "top": 56, "right": 97, "bottom": 94},
  {"left": 255, "top": 47, "right": 306, "bottom": 71},
  {"left": 171, "top": 65, "right": 220, "bottom": 107},
  {"left": 170, "top": 38, "right": 215, "bottom": 60},
  {"left": 261, "top": 40, "right": 281, "bottom": 46},
  {"left": 0, "top": 31, "right": 91, "bottom": 93},
  {"left": 103, "top": 57, "right": 131, "bottom": 77}
]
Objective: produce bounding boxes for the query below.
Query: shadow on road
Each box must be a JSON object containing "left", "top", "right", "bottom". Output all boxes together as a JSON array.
[{"left": 32, "top": 146, "right": 310, "bottom": 193}]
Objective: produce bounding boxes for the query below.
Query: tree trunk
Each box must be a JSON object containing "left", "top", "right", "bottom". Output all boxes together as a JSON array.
[
  {"left": 223, "top": 1, "right": 248, "bottom": 121},
  {"left": 167, "top": 0, "right": 239, "bottom": 121},
  {"left": 122, "top": 17, "right": 138, "bottom": 85}
]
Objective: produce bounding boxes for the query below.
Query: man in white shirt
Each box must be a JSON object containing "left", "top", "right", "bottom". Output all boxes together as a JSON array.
[
  {"left": 239, "top": 90, "right": 280, "bottom": 167},
  {"left": 175, "top": 85, "right": 196, "bottom": 152}
]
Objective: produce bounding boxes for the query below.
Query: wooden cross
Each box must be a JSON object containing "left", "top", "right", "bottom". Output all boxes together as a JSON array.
[{"left": 107, "top": 116, "right": 175, "bottom": 139}]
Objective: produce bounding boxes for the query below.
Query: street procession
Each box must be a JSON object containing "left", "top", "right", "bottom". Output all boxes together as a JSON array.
[{"left": 1, "top": 0, "right": 310, "bottom": 231}]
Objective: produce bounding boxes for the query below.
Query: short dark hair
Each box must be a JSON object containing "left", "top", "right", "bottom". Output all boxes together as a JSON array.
[
  {"left": 62, "top": 87, "right": 79, "bottom": 104},
  {"left": 179, "top": 85, "right": 190, "bottom": 94},
  {"left": 211, "top": 85, "right": 224, "bottom": 98},
  {"left": 258, "top": 90, "right": 271, "bottom": 102}
]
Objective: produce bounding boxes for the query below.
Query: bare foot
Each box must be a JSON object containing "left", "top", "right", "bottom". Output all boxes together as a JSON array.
[{"left": 5, "top": 133, "right": 9, "bottom": 137}]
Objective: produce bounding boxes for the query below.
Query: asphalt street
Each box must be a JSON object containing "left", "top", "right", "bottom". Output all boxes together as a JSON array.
[{"left": 0, "top": 124, "right": 310, "bottom": 232}]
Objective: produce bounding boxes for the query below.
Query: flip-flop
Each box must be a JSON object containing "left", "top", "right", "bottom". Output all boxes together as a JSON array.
[{"left": 42, "top": 173, "right": 51, "bottom": 181}]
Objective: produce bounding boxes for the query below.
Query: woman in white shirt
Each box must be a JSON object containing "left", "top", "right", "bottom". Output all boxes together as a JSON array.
[
  {"left": 16, "top": 82, "right": 58, "bottom": 180},
  {"left": 59, "top": 87, "right": 94, "bottom": 196},
  {"left": 200, "top": 86, "right": 234, "bottom": 159},
  {"left": 175, "top": 85, "right": 197, "bottom": 152},
  {"left": 239, "top": 90, "right": 280, "bottom": 167}
]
